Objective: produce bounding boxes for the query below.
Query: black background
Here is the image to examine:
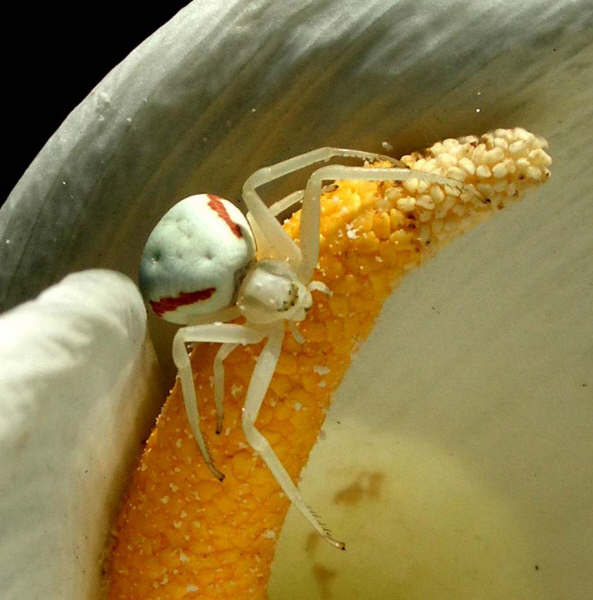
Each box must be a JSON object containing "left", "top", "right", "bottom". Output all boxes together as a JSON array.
[{"left": 2, "top": 2, "right": 192, "bottom": 206}]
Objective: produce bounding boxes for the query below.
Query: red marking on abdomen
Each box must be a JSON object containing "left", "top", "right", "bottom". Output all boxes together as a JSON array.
[
  {"left": 207, "top": 194, "right": 242, "bottom": 238},
  {"left": 150, "top": 288, "right": 216, "bottom": 317}
]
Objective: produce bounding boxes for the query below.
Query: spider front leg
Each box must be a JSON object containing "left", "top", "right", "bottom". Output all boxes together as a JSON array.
[
  {"left": 298, "top": 165, "right": 463, "bottom": 281},
  {"left": 173, "top": 324, "right": 266, "bottom": 481},
  {"left": 241, "top": 324, "right": 346, "bottom": 550},
  {"left": 242, "top": 147, "right": 397, "bottom": 265}
]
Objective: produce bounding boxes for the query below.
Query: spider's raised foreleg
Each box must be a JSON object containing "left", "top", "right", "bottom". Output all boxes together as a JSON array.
[
  {"left": 242, "top": 147, "right": 396, "bottom": 263},
  {"left": 267, "top": 190, "right": 304, "bottom": 218},
  {"left": 241, "top": 324, "right": 346, "bottom": 550},
  {"left": 298, "top": 164, "right": 462, "bottom": 282},
  {"left": 173, "top": 324, "right": 266, "bottom": 481}
]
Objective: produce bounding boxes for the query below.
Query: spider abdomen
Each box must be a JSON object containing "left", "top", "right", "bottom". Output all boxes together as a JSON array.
[{"left": 139, "top": 194, "right": 256, "bottom": 324}]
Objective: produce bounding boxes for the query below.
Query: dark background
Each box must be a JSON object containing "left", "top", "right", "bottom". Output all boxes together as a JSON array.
[{"left": 2, "top": 2, "right": 191, "bottom": 206}]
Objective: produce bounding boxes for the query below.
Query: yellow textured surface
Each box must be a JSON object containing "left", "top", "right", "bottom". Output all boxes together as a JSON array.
[{"left": 108, "top": 129, "right": 550, "bottom": 599}]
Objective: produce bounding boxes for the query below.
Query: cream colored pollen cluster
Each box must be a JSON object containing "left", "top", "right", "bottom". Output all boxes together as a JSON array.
[{"left": 388, "top": 127, "right": 552, "bottom": 248}]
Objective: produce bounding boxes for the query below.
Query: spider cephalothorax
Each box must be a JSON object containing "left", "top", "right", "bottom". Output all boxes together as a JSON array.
[{"left": 237, "top": 259, "right": 314, "bottom": 324}]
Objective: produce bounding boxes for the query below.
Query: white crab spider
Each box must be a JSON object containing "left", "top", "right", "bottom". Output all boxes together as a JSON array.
[{"left": 139, "top": 147, "right": 458, "bottom": 550}]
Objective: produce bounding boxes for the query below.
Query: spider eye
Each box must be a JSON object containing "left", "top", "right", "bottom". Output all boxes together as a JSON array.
[{"left": 274, "top": 282, "right": 298, "bottom": 312}]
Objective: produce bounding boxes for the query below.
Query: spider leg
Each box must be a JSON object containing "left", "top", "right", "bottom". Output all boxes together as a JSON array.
[
  {"left": 185, "top": 305, "right": 241, "bottom": 326},
  {"left": 241, "top": 324, "right": 345, "bottom": 550},
  {"left": 173, "top": 324, "right": 266, "bottom": 481},
  {"left": 246, "top": 190, "right": 304, "bottom": 239},
  {"left": 213, "top": 342, "right": 239, "bottom": 434},
  {"left": 242, "top": 147, "right": 396, "bottom": 264},
  {"left": 298, "top": 164, "right": 463, "bottom": 282},
  {"left": 267, "top": 190, "right": 304, "bottom": 218}
]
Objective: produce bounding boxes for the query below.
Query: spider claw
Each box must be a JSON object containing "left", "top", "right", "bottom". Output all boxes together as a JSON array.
[
  {"left": 306, "top": 503, "right": 345, "bottom": 550},
  {"left": 207, "top": 462, "right": 225, "bottom": 482}
]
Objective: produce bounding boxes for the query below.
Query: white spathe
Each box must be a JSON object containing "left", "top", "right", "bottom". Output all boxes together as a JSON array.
[{"left": 0, "top": 270, "right": 164, "bottom": 599}]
